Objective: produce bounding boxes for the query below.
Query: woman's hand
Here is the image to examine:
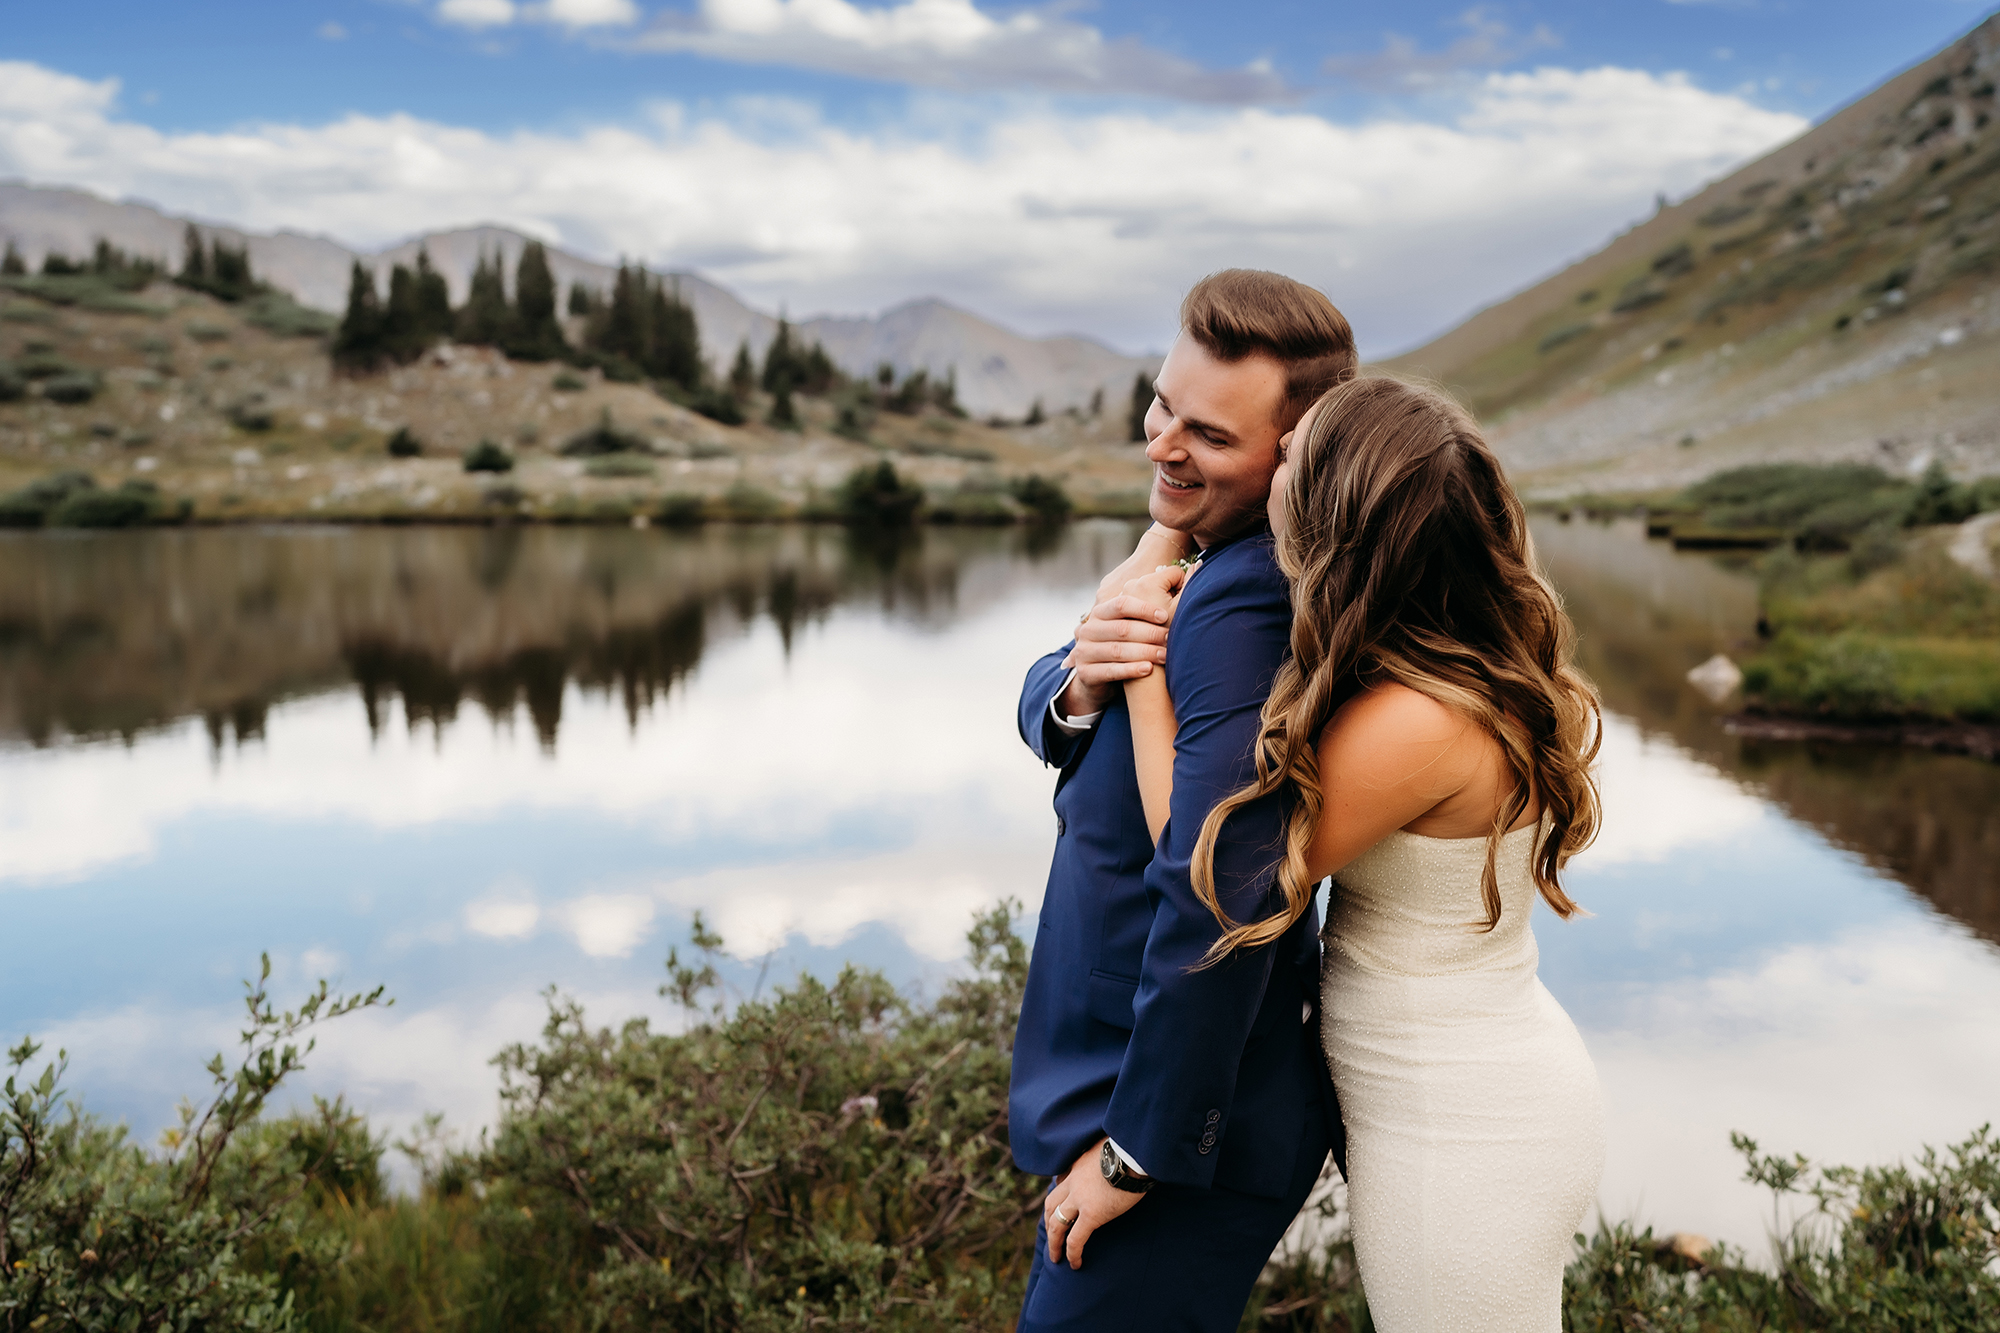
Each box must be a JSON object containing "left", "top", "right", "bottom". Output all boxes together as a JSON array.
[
  {"left": 1121, "top": 561, "right": 1193, "bottom": 626},
  {"left": 1094, "top": 524, "right": 1191, "bottom": 605}
]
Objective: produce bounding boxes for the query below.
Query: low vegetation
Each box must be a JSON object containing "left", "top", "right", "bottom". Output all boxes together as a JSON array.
[
  {"left": 1562, "top": 463, "right": 2000, "bottom": 725},
  {"left": 6, "top": 914, "right": 1995, "bottom": 1332}
]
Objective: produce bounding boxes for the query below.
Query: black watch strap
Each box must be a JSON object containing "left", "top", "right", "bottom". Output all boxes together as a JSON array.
[{"left": 1100, "top": 1139, "right": 1155, "bottom": 1193}]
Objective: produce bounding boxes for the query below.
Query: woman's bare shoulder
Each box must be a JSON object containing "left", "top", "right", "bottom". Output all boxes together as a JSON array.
[{"left": 1322, "top": 684, "right": 1488, "bottom": 793}]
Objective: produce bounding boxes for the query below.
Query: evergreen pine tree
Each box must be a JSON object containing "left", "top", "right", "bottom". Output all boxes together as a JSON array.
[
  {"left": 179, "top": 224, "right": 207, "bottom": 286},
  {"left": 649, "top": 277, "right": 701, "bottom": 390},
  {"left": 933, "top": 366, "right": 963, "bottom": 417},
  {"left": 384, "top": 263, "right": 424, "bottom": 362},
  {"left": 458, "top": 250, "right": 513, "bottom": 347},
  {"left": 331, "top": 261, "right": 386, "bottom": 372},
  {"left": 508, "top": 240, "right": 567, "bottom": 361},
  {"left": 1025, "top": 398, "right": 1046, "bottom": 427},
  {"left": 600, "top": 263, "right": 648, "bottom": 373},
  {"left": 1127, "top": 371, "right": 1153, "bottom": 443},
  {"left": 0, "top": 242, "right": 24, "bottom": 276},
  {"left": 728, "top": 340, "right": 757, "bottom": 401},
  {"left": 567, "top": 282, "right": 595, "bottom": 317},
  {"left": 799, "top": 340, "right": 838, "bottom": 396},
  {"left": 760, "top": 319, "right": 799, "bottom": 394},
  {"left": 209, "top": 240, "right": 255, "bottom": 301},
  {"left": 413, "top": 248, "right": 453, "bottom": 344},
  {"left": 767, "top": 381, "right": 798, "bottom": 429}
]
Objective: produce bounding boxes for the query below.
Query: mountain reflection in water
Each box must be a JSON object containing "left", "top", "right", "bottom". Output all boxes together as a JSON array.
[{"left": 2, "top": 518, "right": 1996, "bottom": 949}]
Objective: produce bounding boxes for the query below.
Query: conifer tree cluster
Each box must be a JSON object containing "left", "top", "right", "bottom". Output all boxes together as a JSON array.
[
  {"left": 574, "top": 264, "right": 702, "bottom": 390},
  {"left": 0, "top": 242, "right": 24, "bottom": 276},
  {"left": 1127, "top": 371, "right": 1154, "bottom": 442},
  {"left": 334, "top": 243, "right": 567, "bottom": 373},
  {"left": 175, "top": 224, "right": 260, "bottom": 302}
]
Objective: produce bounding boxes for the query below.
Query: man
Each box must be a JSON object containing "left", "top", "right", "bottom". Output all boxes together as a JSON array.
[{"left": 1011, "top": 270, "right": 1358, "bottom": 1332}]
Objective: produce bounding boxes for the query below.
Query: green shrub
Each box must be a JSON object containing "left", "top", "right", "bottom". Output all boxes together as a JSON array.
[
  {"left": 0, "top": 471, "right": 97, "bottom": 527},
  {"left": 836, "top": 461, "right": 924, "bottom": 526},
  {"left": 0, "top": 959, "right": 388, "bottom": 1332},
  {"left": 685, "top": 385, "right": 746, "bottom": 426},
  {"left": 49, "top": 484, "right": 156, "bottom": 528},
  {"left": 720, "top": 480, "right": 781, "bottom": 521},
  {"left": 1905, "top": 461, "right": 1980, "bottom": 526},
  {"left": 656, "top": 491, "right": 708, "bottom": 526},
  {"left": 560, "top": 410, "right": 647, "bottom": 457},
  {"left": 387, "top": 427, "right": 423, "bottom": 458},
  {"left": 1537, "top": 323, "right": 1591, "bottom": 353},
  {"left": 186, "top": 322, "right": 232, "bottom": 343},
  {"left": 464, "top": 440, "right": 515, "bottom": 473},
  {"left": 230, "top": 396, "right": 277, "bottom": 432},
  {"left": 41, "top": 370, "right": 101, "bottom": 404},
  {"left": 584, "top": 454, "right": 654, "bottom": 478},
  {"left": 551, "top": 370, "right": 586, "bottom": 392},
  {"left": 0, "top": 361, "right": 24, "bottom": 402},
  {"left": 1010, "top": 474, "right": 1073, "bottom": 522},
  {"left": 1681, "top": 463, "right": 1913, "bottom": 547},
  {"left": 478, "top": 906, "right": 1039, "bottom": 1332},
  {"left": 242, "top": 291, "right": 337, "bottom": 339}
]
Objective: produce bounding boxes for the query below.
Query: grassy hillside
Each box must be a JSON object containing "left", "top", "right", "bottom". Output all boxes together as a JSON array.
[
  {"left": 1392, "top": 14, "right": 2000, "bottom": 495},
  {"left": 0, "top": 277, "right": 1152, "bottom": 526}
]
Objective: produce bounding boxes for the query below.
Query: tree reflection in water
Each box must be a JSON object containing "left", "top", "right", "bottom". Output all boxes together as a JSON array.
[
  {"left": 1533, "top": 515, "right": 2000, "bottom": 947},
  {"left": 3, "top": 518, "right": 1993, "bottom": 946}
]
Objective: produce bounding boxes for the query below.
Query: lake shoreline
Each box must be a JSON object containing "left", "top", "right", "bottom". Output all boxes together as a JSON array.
[{"left": 1724, "top": 709, "right": 2000, "bottom": 762}]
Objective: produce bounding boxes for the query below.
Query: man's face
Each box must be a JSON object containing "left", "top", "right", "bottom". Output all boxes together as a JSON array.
[{"left": 1142, "top": 336, "right": 1287, "bottom": 549}]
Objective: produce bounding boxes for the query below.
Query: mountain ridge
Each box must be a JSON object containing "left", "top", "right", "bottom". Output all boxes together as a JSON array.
[
  {"left": 0, "top": 182, "right": 1156, "bottom": 419},
  {"left": 1388, "top": 12, "right": 2000, "bottom": 493}
]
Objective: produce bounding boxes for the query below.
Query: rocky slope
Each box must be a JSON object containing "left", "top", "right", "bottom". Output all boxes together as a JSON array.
[
  {"left": 0, "top": 185, "right": 1155, "bottom": 419},
  {"left": 1389, "top": 13, "right": 2000, "bottom": 496}
]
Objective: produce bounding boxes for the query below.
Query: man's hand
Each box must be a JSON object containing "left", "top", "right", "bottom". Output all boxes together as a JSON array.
[
  {"left": 1058, "top": 593, "right": 1172, "bottom": 717},
  {"left": 1043, "top": 1139, "right": 1146, "bottom": 1270}
]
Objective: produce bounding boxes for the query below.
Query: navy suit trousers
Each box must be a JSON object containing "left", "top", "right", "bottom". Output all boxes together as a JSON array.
[{"left": 1016, "top": 1100, "right": 1331, "bottom": 1333}]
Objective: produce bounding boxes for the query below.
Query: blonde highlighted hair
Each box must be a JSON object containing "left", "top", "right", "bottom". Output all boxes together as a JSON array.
[{"left": 1192, "top": 376, "right": 1601, "bottom": 959}]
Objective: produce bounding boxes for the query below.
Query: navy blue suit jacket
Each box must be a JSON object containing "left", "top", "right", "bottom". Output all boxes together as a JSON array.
[{"left": 1009, "top": 528, "right": 1341, "bottom": 1197}]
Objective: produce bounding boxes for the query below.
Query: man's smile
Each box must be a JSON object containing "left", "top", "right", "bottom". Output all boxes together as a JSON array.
[{"left": 1157, "top": 471, "right": 1201, "bottom": 491}]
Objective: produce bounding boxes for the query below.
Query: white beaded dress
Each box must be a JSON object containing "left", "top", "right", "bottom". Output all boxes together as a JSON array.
[{"left": 1320, "top": 825, "right": 1604, "bottom": 1332}]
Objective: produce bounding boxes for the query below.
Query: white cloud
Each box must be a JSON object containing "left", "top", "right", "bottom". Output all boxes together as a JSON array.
[
  {"left": 1578, "top": 715, "right": 1764, "bottom": 867},
  {"left": 465, "top": 896, "right": 541, "bottom": 939},
  {"left": 317, "top": 21, "right": 349, "bottom": 41},
  {"left": 0, "top": 58, "right": 1803, "bottom": 353},
  {"left": 559, "top": 893, "right": 657, "bottom": 957},
  {"left": 1324, "top": 7, "right": 1560, "bottom": 91},
  {"left": 437, "top": 0, "right": 639, "bottom": 30},
  {"left": 631, "top": 0, "right": 1288, "bottom": 103},
  {"left": 1581, "top": 918, "right": 2000, "bottom": 1254}
]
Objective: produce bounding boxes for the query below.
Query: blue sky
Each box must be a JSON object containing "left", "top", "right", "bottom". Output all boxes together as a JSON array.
[{"left": 2, "top": 1, "right": 1994, "bottom": 351}]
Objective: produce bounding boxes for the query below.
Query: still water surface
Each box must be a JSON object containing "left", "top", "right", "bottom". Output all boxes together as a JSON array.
[{"left": 2, "top": 519, "right": 1996, "bottom": 1252}]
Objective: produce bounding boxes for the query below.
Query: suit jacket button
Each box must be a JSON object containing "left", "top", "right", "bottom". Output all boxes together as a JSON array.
[
  {"left": 1197, "top": 1140, "right": 1213, "bottom": 1155},
  {"left": 1205, "top": 1110, "right": 1221, "bottom": 1124},
  {"left": 1056, "top": 816, "right": 1066, "bottom": 836}
]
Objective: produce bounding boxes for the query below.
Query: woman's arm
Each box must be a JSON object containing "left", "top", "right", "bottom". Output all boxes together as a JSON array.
[
  {"left": 1120, "top": 564, "right": 1193, "bottom": 842},
  {"left": 1095, "top": 524, "right": 1192, "bottom": 605}
]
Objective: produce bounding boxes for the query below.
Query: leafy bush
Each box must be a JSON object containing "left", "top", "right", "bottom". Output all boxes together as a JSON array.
[
  {"left": 41, "top": 370, "right": 101, "bottom": 405},
  {"left": 681, "top": 385, "right": 745, "bottom": 426},
  {"left": 656, "top": 492, "right": 708, "bottom": 527},
  {"left": 242, "top": 291, "right": 337, "bottom": 339},
  {"left": 560, "top": 411, "right": 647, "bottom": 457},
  {"left": 479, "top": 907, "right": 1039, "bottom": 1332},
  {"left": 0, "top": 471, "right": 96, "bottom": 527},
  {"left": 836, "top": 461, "right": 924, "bottom": 526},
  {"left": 0, "top": 361, "right": 24, "bottom": 403},
  {"left": 230, "top": 395, "right": 277, "bottom": 432},
  {"left": 1904, "top": 461, "right": 1981, "bottom": 526},
  {"left": 1537, "top": 323, "right": 1591, "bottom": 353},
  {"left": 0, "top": 958, "right": 388, "bottom": 1331},
  {"left": 551, "top": 370, "right": 586, "bottom": 393},
  {"left": 463, "top": 440, "right": 515, "bottom": 474},
  {"left": 719, "top": 480, "right": 781, "bottom": 521},
  {"left": 49, "top": 483, "right": 156, "bottom": 529},
  {"left": 387, "top": 428, "right": 424, "bottom": 458},
  {"left": 584, "top": 454, "right": 654, "bottom": 479},
  {"left": 1010, "top": 474, "right": 1073, "bottom": 522},
  {"left": 1681, "top": 463, "right": 1913, "bottom": 548}
]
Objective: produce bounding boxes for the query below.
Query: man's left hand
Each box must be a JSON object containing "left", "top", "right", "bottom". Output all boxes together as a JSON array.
[{"left": 1043, "top": 1139, "right": 1146, "bottom": 1270}]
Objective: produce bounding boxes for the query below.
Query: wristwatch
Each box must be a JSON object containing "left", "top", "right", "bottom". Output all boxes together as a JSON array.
[{"left": 1100, "top": 1140, "right": 1155, "bottom": 1194}]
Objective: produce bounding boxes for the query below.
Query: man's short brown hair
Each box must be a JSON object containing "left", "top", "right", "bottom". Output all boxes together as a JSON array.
[{"left": 1179, "top": 270, "right": 1357, "bottom": 432}]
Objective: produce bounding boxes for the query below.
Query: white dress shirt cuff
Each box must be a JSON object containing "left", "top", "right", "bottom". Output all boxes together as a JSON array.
[
  {"left": 1105, "top": 1137, "right": 1148, "bottom": 1178},
  {"left": 1048, "top": 668, "right": 1102, "bottom": 734}
]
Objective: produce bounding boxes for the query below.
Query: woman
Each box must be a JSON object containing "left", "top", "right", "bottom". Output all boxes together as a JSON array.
[{"left": 1120, "top": 376, "right": 1605, "bottom": 1331}]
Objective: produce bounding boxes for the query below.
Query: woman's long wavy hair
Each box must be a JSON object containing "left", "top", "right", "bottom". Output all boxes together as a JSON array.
[{"left": 1191, "top": 376, "right": 1602, "bottom": 959}]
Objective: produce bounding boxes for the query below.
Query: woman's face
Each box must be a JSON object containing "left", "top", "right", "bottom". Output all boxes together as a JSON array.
[{"left": 1267, "top": 402, "right": 1318, "bottom": 540}]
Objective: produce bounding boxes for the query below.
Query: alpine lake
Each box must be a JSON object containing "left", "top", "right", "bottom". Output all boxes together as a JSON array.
[{"left": 2, "top": 515, "right": 1996, "bottom": 1254}]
